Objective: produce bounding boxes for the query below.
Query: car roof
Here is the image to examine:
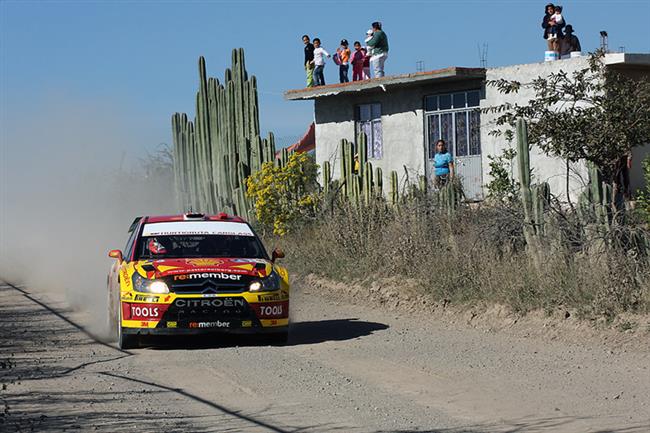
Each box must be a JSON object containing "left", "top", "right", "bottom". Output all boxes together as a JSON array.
[{"left": 142, "top": 213, "right": 248, "bottom": 224}]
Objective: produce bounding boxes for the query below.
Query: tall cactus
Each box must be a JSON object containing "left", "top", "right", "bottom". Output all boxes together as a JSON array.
[
  {"left": 390, "top": 171, "right": 399, "bottom": 206},
  {"left": 516, "top": 118, "right": 550, "bottom": 264},
  {"left": 171, "top": 49, "right": 275, "bottom": 217},
  {"left": 322, "top": 161, "right": 331, "bottom": 194},
  {"left": 332, "top": 133, "right": 388, "bottom": 206}
]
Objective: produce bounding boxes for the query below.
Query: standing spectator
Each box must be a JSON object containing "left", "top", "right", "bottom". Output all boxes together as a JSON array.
[
  {"left": 366, "top": 21, "right": 389, "bottom": 78},
  {"left": 542, "top": 4, "right": 564, "bottom": 54},
  {"left": 302, "top": 35, "right": 315, "bottom": 87},
  {"left": 312, "top": 38, "right": 330, "bottom": 86},
  {"left": 541, "top": 4, "right": 556, "bottom": 51},
  {"left": 433, "top": 139, "right": 454, "bottom": 188},
  {"left": 337, "top": 39, "right": 351, "bottom": 83},
  {"left": 351, "top": 41, "right": 366, "bottom": 81},
  {"left": 363, "top": 29, "right": 373, "bottom": 79},
  {"left": 560, "top": 25, "right": 582, "bottom": 56},
  {"left": 550, "top": 5, "right": 565, "bottom": 46}
]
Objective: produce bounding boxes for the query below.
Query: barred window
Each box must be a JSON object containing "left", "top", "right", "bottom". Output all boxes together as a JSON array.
[{"left": 356, "top": 103, "right": 382, "bottom": 159}]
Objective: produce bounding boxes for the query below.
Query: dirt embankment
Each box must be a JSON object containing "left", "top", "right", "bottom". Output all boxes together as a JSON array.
[{"left": 299, "top": 273, "right": 650, "bottom": 352}]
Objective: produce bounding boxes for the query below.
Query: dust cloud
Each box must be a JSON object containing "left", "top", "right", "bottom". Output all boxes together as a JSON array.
[{"left": 0, "top": 97, "right": 176, "bottom": 339}]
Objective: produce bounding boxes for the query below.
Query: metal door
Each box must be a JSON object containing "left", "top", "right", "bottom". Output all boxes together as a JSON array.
[{"left": 425, "top": 108, "right": 483, "bottom": 200}]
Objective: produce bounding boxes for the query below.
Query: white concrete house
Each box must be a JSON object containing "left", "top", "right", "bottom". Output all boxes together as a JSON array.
[{"left": 285, "top": 53, "right": 650, "bottom": 201}]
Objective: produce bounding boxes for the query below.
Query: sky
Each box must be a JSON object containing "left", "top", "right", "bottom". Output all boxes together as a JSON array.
[{"left": 1, "top": 0, "right": 650, "bottom": 161}]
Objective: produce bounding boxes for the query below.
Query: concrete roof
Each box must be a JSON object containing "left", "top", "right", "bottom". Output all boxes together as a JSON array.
[{"left": 284, "top": 67, "right": 486, "bottom": 101}]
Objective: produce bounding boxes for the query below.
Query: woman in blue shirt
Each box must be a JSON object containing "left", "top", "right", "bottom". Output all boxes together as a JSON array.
[{"left": 433, "top": 139, "right": 454, "bottom": 188}]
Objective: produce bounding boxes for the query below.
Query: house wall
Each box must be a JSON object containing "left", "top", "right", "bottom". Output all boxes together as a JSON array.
[
  {"left": 312, "top": 55, "right": 649, "bottom": 200},
  {"left": 314, "top": 79, "right": 483, "bottom": 191},
  {"left": 482, "top": 55, "right": 650, "bottom": 201},
  {"left": 481, "top": 57, "right": 591, "bottom": 202},
  {"left": 314, "top": 87, "right": 425, "bottom": 190}
]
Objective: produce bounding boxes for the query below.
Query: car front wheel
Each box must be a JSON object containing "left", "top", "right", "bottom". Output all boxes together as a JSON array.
[{"left": 117, "top": 305, "right": 138, "bottom": 350}]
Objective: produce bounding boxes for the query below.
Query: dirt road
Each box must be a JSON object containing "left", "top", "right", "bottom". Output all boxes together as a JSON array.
[{"left": 1, "top": 280, "right": 649, "bottom": 432}]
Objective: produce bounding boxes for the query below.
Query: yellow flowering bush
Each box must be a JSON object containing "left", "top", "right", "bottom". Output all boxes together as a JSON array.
[{"left": 246, "top": 152, "right": 320, "bottom": 236}]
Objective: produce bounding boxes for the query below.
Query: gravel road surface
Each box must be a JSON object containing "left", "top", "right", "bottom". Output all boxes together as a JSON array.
[{"left": 1, "top": 280, "right": 649, "bottom": 432}]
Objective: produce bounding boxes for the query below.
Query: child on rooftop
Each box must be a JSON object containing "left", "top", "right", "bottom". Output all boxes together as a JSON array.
[
  {"left": 337, "top": 39, "right": 351, "bottom": 83},
  {"left": 311, "top": 38, "right": 330, "bottom": 86},
  {"left": 546, "top": 4, "right": 565, "bottom": 53},
  {"left": 351, "top": 41, "right": 366, "bottom": 81},
  {"left": 363, "top": 29, "right": 373, "bottom": 79}
]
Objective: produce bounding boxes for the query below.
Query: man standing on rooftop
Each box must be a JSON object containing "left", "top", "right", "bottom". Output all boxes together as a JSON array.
[
  {"left": 366, "top": 21, "right": 389, "bottom": 78},
  {"left": 302, "top": 35, "right": 315, "bottom": 87}
]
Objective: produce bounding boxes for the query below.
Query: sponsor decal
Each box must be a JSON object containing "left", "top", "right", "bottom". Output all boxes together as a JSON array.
[
  {"left": 164, "top": 267, "right": 250, "bottom": 276},
  {"left": 121, "top": 292, "right": 133, "bottom": 301},
  {"left": 241, "top": 320, "right": 252, "bottom": 328},
  {"left": 187, "top": 258, "right": 224, "bottom": 267},
  {"left": 121, "top": 268, "right": 131, "bottom": 288},
  {"left": 189, "top": 321, "right": 230, "bottom": 328},
  {"left": 174, "top": 298, "right": 245, "bottom": 308},
  {"left": 259, "top": 305, "right": 284, "bottom": 316},
  {"left": 163, "top": 295, "right": 171, "bottom": 302},
  {"left": 201, "top": 293, "right": 218, "bottom": 298},
  {"left": 167, "top": 321, "right": 177, "bottom": 328},
  {"left": 251, "top": 300, "right": 289, "bottom": 319},
  {"left": 258, "top": 293, "right": 281, "bottom": 302},
  {"left": 173, "top": 272, "right": 242, "bottom": 281},
  {"left": 134, "top": 294, "right": 159, "bottom": 302},
  {"left": 142, "top": 221, "right": 254, "bottom": 237},
  {"left": 132, "top": 305, "right": 160, "bottom": 317},
  {"left": 122, "top": 302, "right": 169, "bottom": 321}
]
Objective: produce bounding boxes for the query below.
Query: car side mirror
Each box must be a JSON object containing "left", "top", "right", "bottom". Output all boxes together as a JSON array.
[
  {"left": 108, "top": 249, "right": 123, "bottom": 262},
  {"left": 271, "top": 248, "right": 285, "bottom": 262}
]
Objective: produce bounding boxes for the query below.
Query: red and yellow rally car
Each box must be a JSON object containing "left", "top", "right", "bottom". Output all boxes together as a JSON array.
[{"left": 107, "top": 213, "right": 289, "bottom": 349}]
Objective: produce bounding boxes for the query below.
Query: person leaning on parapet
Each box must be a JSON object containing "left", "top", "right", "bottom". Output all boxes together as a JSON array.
[
  {"left": 366, "top": 21, "right": 389, "bottom": 78},
  {"left": 311, "top": 38, "right": 331, "bottom": 86},
  {"left": 302, "top": 35, "right": 315, "bottom": 87},
  {"left": 560, "top": 24, "right": 582, "bottom": 57},
  {"left": 433, "top": 139, "right": 454, "bottom": 188}
]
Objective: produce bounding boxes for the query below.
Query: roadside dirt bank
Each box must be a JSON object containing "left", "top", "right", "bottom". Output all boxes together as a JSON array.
[{"left": 299, "top": 273, "right": 650, "bottom": 353}]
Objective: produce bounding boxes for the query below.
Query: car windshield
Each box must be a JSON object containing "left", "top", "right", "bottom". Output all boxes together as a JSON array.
[
  {"left": 134, "top": 221, "right": 267, "bottom": 260},
  {"left": 135, "top": 234, "right": 267, "bottom": 260}
]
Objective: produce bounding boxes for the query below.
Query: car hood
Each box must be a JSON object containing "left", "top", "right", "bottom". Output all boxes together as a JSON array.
[{"left": 133, "top": 258, "right": 273, "bottom": 279}]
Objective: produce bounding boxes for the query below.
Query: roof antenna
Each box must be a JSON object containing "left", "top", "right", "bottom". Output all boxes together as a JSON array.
[
  {"left": 478, "top": 43, "right": 488, "bottom": 68},
  {"left": 600, "top": 31, "right": 609, "bottom": 53}
]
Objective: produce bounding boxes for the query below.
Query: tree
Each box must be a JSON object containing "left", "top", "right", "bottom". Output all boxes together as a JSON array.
[
  {"left": 485, "top": 51, "right": 650, "bottom": 188},
  {"left": 246, "top": 152, "right": 320, "bottom": 236}
]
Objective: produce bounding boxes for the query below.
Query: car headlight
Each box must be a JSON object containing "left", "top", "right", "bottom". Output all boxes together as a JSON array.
[
  {"left": 132, "top": 273, "right": 169, "bottom": 294},
  {"left": 248, "top": 271, "right": 280, "bottom": 292}
]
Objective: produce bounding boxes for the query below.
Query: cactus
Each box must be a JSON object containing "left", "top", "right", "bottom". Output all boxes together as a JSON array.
[
  {"left": 171, "top": 49, "right": 276, "bottom": 217},
  {"left": 322, "top": 161, "right": 331, "bottom": 194},
  {"left": 390, "top": 171, "right": 399, "bottom": 206},
  {"left": 333, "top": 134, "right": 385, "bottom": 206}
]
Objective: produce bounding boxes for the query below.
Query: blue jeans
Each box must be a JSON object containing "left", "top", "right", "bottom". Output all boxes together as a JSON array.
[
  {"left": 339, "top": 64, "right": 349, "bottom": 83},
  {"left": 314, "top": 65, "right": 325, "bottom": 86}
]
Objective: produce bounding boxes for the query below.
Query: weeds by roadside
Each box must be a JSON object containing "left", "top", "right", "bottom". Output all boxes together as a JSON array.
[{"left": 270, "top": 197, "right": 650, "bottom": 320}]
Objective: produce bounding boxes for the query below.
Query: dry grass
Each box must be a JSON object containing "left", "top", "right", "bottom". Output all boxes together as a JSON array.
[{"left": 271, "top": 198, "right": 650, "bottom": 319}]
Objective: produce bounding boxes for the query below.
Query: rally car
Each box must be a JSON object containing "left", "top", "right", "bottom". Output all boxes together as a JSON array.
[{"left": 107, "top": 212, "right": 289, "bottom": 349}]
